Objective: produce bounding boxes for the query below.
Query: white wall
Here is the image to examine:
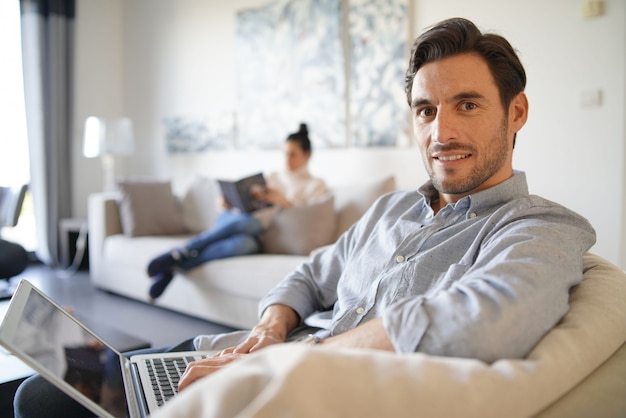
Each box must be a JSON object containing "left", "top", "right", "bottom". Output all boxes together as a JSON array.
[{"left": 73, "top": 0, "right": 626, "bottom": 269}]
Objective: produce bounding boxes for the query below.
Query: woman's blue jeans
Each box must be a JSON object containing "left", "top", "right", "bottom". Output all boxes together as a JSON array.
[{"left": 178, "top": 211, "right": 263, "bottom": 270}]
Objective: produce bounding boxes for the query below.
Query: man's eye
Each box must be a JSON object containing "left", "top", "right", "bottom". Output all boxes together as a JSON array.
[
  {"left": 461, "top": 102, "right": 477, "bottom": 111},
  {"left": 419, "top": 108, "right": 435, "bottom": 118}
]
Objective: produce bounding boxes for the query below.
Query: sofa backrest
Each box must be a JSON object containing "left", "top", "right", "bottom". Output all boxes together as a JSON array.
[
  {"left": 93, "top": 175, "right": 397, "bottom": 257},
  {"left": 180, "top": 175, "right": 397, "bottom": 243}
]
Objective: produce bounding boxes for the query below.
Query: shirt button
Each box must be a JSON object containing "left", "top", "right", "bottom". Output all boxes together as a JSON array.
[
  {"left": 426, "top": 213, "right": 433, "bottom": 219},
  {"left": 469, "top": 212, "right": 477, "bottom": 219},
  {"left": 356, "top": 307, "right": 365, "bottom": 315},
  {"left": 396, "top": 255, "right": 405, "bottom": 263}
]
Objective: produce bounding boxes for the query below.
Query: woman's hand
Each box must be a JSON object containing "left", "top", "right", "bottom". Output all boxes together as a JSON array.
[
  {"left": 256, "top": 186, "right": 292, "bottom": 208},
  {"left": 218, "top": 196, "right": 231, "bottom": 210}
]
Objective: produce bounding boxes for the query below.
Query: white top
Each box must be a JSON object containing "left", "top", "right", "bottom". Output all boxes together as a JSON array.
[{"left": 266, "top": 166, "right": 328, "bottom": 206}]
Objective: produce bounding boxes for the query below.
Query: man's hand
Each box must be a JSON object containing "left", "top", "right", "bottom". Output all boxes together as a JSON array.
[
  {"left": 219, "top": 304, "right": 298, "bottom": 355},
  {"left": 179, "top": 325, "right": 285, "bottom": 392},
  {"left": 178, "top": 353, "right": 244, "bottom": 392},
  {"left": 216, "top": 328, "right": 283, "bottom": 356},
  {"left": 178, "top": 304, "right": 300, "bottom": 391}
]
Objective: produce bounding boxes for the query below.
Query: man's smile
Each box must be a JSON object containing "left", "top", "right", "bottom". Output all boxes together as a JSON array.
[{"left": 434, "top": 154, "right": 471, "bottom": 161}]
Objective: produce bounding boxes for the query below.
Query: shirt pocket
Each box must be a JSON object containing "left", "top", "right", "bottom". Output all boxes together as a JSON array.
[
  {"left": 398, "top": 257, "right": 470, "bottom": 299},
  {"left": 423, "top": 262, "right": 470, "bottom": 297}
]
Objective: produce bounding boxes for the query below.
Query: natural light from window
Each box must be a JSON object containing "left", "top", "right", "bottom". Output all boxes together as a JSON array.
[{"left": 0, "top": 0, "right": 36, "bottom": 251}]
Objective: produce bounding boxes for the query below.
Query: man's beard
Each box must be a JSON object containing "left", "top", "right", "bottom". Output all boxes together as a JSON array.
[{"left": 427, "top": 118, "right": 509, "bottom": 195}]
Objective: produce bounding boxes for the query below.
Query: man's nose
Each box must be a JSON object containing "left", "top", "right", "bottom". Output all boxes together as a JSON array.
[{"left": 431, "top": 111, "right": 456, "bottom": 144}]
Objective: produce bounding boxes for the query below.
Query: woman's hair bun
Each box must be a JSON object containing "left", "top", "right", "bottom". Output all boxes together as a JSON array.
[{"left": 287, "top": 122, "right": 312, "bottom": 153}]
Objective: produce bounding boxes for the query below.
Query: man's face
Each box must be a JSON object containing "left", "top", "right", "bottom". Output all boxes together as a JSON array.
[{"left": 411, "top": 53, "right": 527, "bottom": 204}]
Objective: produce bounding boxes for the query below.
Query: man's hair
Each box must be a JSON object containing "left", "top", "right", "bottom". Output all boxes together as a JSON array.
[{"left": 405, "top": 18, "right": 526, "bottom": 110}]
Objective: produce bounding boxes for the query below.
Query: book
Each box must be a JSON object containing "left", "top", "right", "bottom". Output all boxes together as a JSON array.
[{"left": 217, "top": 172, "right": 273, "bottom": 213}]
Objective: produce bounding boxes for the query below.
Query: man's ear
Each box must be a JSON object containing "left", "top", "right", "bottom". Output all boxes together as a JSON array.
[{"left": 510, "top": 92, "right": 529, "bottom": 134}]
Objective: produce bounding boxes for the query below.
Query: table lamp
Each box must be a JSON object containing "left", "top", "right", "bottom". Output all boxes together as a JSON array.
[{"left": 83, "top": 117, "right": 135, "bottom": 192}]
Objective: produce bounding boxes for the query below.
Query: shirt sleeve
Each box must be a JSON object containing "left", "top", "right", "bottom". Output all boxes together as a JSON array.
[
  {"left": 382, "top": 203, "right": 596, "bottom": 362},
  {"left": 258, "top": 223, "right": 353, "bottom": 322}
]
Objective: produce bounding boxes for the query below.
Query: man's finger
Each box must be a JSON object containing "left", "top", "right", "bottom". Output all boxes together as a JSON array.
[
  {"left": 179, "top": 353, "right": 245, "bottom": 391},
  {"left": 178, "top": 365, "right": 220, "bottom": 392}
]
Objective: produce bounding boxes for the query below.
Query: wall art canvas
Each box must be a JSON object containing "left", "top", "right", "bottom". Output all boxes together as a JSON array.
[
  {"left": 163, "top": 113, "right": 235, "bottom": 153},
  {"left": 348, "top": 0, "right": 409, "bottom": 147},
  {"left": 236, "top": 0, "right": 345, "bottom": 149}
]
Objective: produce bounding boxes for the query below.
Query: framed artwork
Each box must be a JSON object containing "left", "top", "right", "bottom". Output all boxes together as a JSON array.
[
  {"left": 163, "top": 113, "right": 235, "bottom": 153},
  {"left": 235, "top": 0, "right": 345, "bottom": 149},
  {"left": 166, "top": 0, "right": 410, "bottom": 153},
  {"left": 348, "top": 0, "right": 410, "bottom": 147}
]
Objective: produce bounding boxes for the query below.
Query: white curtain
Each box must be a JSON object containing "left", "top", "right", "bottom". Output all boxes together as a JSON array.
[{"left": 20, "top": 0, "right": 75, "bottom": 265}]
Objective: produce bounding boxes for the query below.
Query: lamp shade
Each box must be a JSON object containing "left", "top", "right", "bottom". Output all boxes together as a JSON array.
[
  {"left": 82, "top": 116, "right": 105, "bottom": 158},
  {"left": 83, "top": 116, "right": 135, "bottom": 158}
]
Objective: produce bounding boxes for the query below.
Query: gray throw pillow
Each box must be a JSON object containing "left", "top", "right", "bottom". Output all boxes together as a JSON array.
[
  {"left": 117, "top": 179, "right": 187, "bottom": 237},
  {"left": 180, "top": 176, "right": 220, "bottom": 233},
  {"left": 261, "top": 194, "right": 336, "bottom": 255},
  {"left": 332, "top": 175, "right": 396, "bottom": 241}
]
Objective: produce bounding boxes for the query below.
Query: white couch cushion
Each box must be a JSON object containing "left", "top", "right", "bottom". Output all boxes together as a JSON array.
[
  {"left": 187, "top": 254, "right": 308, "bottom": 300},
  {"left": 104, "top": 234, "right": 307, "bottom": 301}
]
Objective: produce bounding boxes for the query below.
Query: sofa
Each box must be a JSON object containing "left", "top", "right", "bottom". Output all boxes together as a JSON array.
[{"left": 87, "top": 175, "right": 397, "bottom": 329}]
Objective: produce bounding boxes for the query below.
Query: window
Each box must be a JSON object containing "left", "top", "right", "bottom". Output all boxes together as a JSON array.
[{"left": 0, "top": 0, "right": 36, "bottom": 251}]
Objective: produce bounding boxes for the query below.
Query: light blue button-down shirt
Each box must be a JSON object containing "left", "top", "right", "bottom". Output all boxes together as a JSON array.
[{"left": 259, "top": 172, "right": 596, "bottom": 362}]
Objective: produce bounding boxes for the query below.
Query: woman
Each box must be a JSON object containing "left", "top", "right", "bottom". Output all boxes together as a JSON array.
[{"left": 147, "top": 123, "right": 328, "bottom": 300}]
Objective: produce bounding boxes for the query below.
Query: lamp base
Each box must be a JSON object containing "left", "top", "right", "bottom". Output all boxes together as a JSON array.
[{"left": 101, "top": 154, "right": 116, "bottom": 192}]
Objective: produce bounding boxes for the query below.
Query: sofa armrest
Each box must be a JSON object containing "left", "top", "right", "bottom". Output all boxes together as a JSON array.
[{"left": 88, "top": 192, "right": 122, "bottom": 279}]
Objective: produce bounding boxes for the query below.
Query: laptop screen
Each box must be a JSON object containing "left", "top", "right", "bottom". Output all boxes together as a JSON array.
[{"left": 0, "top": 283, "right": 129, "bottom": 418}]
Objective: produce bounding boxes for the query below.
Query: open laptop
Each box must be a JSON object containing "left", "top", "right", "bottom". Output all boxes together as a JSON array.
[{"left": 0, "top": 280, "right": 215, "bottom": 417}]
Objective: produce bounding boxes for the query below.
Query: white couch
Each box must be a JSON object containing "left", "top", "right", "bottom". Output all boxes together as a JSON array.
[{"left": 87, "top": 175, "right": 397, "bottom": 329}]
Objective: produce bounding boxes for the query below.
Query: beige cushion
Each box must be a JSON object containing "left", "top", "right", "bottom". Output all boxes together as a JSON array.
[
  {"left": 260, "top": 194, "right": 336, "bottom": 255},
  {"left": 332, "top": 175, "right": 396, "bottom": 240},
  {"left": 180, "top": 176, "right": 220, "bottom": 233},
  {"left": 117, "top": 179, "right": 187, "bottom": 237}
]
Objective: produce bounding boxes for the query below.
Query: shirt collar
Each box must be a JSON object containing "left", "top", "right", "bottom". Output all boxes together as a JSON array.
[{"left": 417, "top": 171, "right": 530, "bottom": 215}]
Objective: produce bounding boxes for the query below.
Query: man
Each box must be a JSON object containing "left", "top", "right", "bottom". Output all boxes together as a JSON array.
[
  {"left": 177, "top": 16, "right": 595, "bottom": 389},
  {"left": 14, "top": 17, "right": 595, "bottom": 416}
]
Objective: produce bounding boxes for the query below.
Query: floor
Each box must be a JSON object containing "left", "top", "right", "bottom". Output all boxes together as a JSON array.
[
  {"left": 0, "top": 263, "right": 236, "bottom": 416},
  {"left": 2, "top": 264, "right": 235, "bottom": 347}
]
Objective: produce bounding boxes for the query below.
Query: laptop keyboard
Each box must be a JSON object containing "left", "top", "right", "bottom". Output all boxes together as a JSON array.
[{"left": 144, "top": 356, "right": 199, "bottom": 406}]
